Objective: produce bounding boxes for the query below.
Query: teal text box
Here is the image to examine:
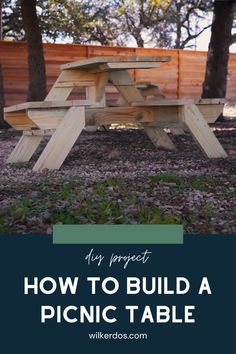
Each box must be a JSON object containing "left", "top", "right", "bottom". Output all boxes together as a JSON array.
[{"left": 53, "top": 225, "right": 183, "bottom": 244}]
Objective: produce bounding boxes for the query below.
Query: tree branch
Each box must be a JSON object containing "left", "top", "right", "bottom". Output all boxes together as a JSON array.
[{"left": 181, "top": 23, "right": 212, "bottom": 48}]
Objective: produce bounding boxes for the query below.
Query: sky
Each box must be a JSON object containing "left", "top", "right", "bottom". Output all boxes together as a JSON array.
[
  {"left": 195, "top": 12, "right": 236, "bottom": 53},
  {"left": 196, "top": 27, "right": 236, "bottom": 53},
  {"left": 125, "top": 11, "right": 236, "bottom": 53}
]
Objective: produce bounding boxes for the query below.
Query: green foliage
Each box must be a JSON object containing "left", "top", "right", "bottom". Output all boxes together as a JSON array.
[
  {"left": 0, "top": 171, "right": 235, "bottom": 234},
  {"left": 0, "top": 224, "right": 14, "bottom": 233},
  {"left": 150, "top": 172, "right": 183, "bottom": 184},
  {"left": 202, "top": 202, "right": 214, "bottom": 216},
  {"left": 2, "top": 0, "right": 213, "bottom": 48},
  {"left": 137, "top": 206, "right": 180, "bottom": 224},
  {"left": 224, "top": 188, "right": 236, "bottom": 196},
  {"left": 2, "top": 0, "right": 24, "bottom": 40}
]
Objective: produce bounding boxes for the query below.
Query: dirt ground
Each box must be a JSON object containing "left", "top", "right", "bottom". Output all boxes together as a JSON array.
[{"left": 0, "top": 120, "right": 235, "bottom": 234}]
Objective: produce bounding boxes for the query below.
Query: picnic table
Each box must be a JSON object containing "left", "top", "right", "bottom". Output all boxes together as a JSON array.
[{"left": 4, "top": 55, "right": 227, "bottom": 172}]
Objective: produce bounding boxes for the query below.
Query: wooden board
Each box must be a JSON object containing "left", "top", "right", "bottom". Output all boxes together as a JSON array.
[
  {"left": 61, "top": 55, "right": 171, "bottom": 70},
  {"left": 86, "top": 72, "right": 108, "bottom": 104},
  {"left": 170, "top": 127, "right": 186, "bottom": 135},
  {"left": 33, "top": 107, "right": 85, "bottom": 171},
  {"left": 181, "top": 104, "right": 227, "bottom": 158},
  {"left": 7, "top": 135, "right": 43, "bottom": 163},
  {"left": 108, "top": 70, "right": 145, "bottom": 104},
  {"left": 4, "top": 99, "right": 103, "bottom": 112},
  {"left": 143, "top": 126, "right": 177, "bottom": 151},
  {"left": 28, "top": 108, "right": 68, "bottom": 130},
  {"left": 196, "top": 103, "right": 224, "bottom": 123},
  {"left": 4, "top": 111, "right": 37, "bottom": 130},
  {"left": 13, "top": 106, "right": 156, "bottom": 130},
  {"left": 97, "top": 62, "right": 162, "bottom": 71},
  {"left": 132, "top": 99, "right": 194, "bottom": 106},
  {"left": 85, "top": 106, "right": 155, "bottom": 126}
]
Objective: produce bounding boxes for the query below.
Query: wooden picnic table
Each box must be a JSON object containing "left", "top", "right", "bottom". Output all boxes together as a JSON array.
[{"left": 4, "top": 55, "right": 227, "bottom": 172}]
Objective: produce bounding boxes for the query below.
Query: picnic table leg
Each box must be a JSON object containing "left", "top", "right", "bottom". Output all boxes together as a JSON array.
[
  {"left": 33, "top": 106, "right": 85, "bottom": 171},
  {"left": 170, "top": 127, "right": 186, "bottom": 135},
  {"left": 7, "top": 135, "right": 43, "bottom": 163},
  {"left": 182, "top": 104, "right": 227, "bottom": 158},
  {"left": 85, "top": 72, "right": 108, "bottom": 131},
  {"left": 143, "top": 126, "right": 177, "bottom": 151}
]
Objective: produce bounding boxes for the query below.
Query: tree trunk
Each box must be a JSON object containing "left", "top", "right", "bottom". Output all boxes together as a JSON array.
[
  {"left": 174, "top": 2, "right": 182, "bottom": 49},
  {"left": 0, "top": 3, "right": 6, "bottom": 128},
  {"left": 136, "top": 34, "right": 144, "bottom": 47},
  {"left": 20, "top": 0, "right": 46, "bottom": 101},
  {"left": 0, "top": 63, "right": 8, "bottom": 128},
  {"left": 202, "top": 1, "right": 234, "bottom": 98}
]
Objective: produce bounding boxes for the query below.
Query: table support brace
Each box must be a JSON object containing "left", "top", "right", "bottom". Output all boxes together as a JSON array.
[
  {"left": 33, "top": 106, "right": 85, "bottom": 171},
  {"left": 182, "top": 104, "right": 227, "bottom": 158},
  {"left": 7, "top": 135, "right": 43, "bottom": 163}
]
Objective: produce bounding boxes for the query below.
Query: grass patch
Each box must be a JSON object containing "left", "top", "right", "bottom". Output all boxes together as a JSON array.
[
  {"left": 150, "top": 172, "right": 183, "bottom": 184},
  {"left": 0, "top": 174, "right": 233, "bottom": 233},
  {"left": 150, "top": 173, "right": 221, "bottom": 194},
  {"left": 224, "top": 188, "right": 236, "bottom": 196},
  {"left": 201, "top": 202, "right": 215, "bottom": 223},
  {"left": 0, "top": 222, "right": 14, "bottom": 233},
  {"left": 188, "top": 176, "right": 216, "bottom": 190},
  {"left": 137, "top": 207, "right": 181, "bottom": 224}
]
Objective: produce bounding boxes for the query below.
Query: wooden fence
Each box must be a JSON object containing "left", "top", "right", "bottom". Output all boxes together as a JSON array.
[{"left": 1, "top": 40, "right": 236, "bottom": 106}]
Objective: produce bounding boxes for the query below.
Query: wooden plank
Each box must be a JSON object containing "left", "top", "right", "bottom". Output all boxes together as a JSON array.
[
  {"left": 55, "top": 81, "right": 95, "bottom": 88},
  {"left": 181, "top": 104, "right": 227, "bottom": 158},
  {"left": 85, "top": 73, "right": 108, "bottom": 105},
  {"left": 108, "top": 70, "right": 134, "bottom": 86},
  {"left": 28, "top": 108, "right": 68, "bottom": 130},
  {"left": 61, "top": 55, "right": 171, "bottom": 70},
  {"left": 98, "top": 62, "right": 161, "bottom": 71},
  {"left": 7, "top": 135, "right": 43, "bottom": 163},
  {"left": 4, "top": 99, "right": 103, "bottom": 112},
  {"left": 132, "top": 99, "right": 194, "bottom": 106},
  {"left": 94, "top": 72, "right": 108, "bottom": 102},
  {"left": 28, "top": 106, "right": 156, "bottom": 129},
  {"left": 143, "top": 126, "right": 177, "bottom": 151},
  {"left": 6, "top": 105, "right": 185, "bottom": 131},
  {"left": 4, "top": 111, "right": 37, "bottom": 130},
  {"left": 86, "top": 106, "right": 182, "bottom": 126},
  {"left": 145, "top": 106, "right": 182, "bottom": 126},
  {"left": 197, "top": 103, "right": 224, "bottom": 123},
  {"left": 108, "top": 70, "right": 144, "bottom": 104},
  {"left": 45, "top": 86, "right": 72, "bottom": 101},
  {"left": 85, "top": 73, "right": 108, "bottom": 132},
  {"left": 45, "top": 71, "right": 74, "bottom": 101},
  {"left": 54, "top": 68, "right": 97, "bottom": 85},
  {"left": 170, "top": 127, "right": 186, "bottom": 135},
  {"left": 33, "top": 106, "right": 85, "bottom": 171},
  {"left": 85, "top": 106, "right": 155, "bottom": 126}
]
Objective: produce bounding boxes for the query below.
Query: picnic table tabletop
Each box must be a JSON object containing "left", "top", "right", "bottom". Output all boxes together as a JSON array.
[{"left": 61, "top": 55, "right": 171, "bottom": 70}]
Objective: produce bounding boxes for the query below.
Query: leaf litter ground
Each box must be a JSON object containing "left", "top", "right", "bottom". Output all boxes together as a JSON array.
[{"left": 0, "top": 121, "right": 235, "bottom": 234}]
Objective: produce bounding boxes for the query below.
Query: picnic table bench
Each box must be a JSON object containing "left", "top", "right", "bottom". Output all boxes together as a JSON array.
[{"left": 4, "top": 55, "right": 227, "bottom": 172}]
